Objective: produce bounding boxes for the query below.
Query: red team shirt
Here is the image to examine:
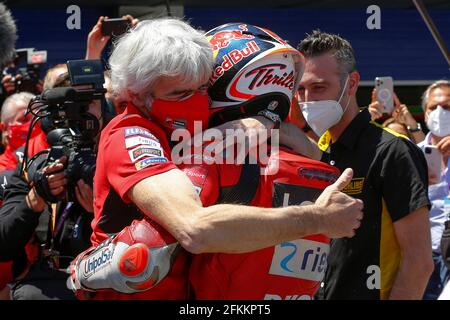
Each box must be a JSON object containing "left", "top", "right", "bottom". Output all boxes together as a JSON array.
[{"left": 90, "top": 103, "right": 188, "bottom": 300}]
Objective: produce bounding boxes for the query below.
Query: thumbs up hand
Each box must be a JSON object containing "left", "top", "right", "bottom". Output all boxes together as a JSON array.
[{"left": 314, "top": 168, "right": 364, "bottom": 238}]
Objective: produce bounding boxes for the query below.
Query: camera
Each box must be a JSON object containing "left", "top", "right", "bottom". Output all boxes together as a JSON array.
[
  {"left": 25, "top": 59, "right": 106, "bottom": 203},
  {"left": 3, "top": 48, "right": 47, "bottom": 94}
]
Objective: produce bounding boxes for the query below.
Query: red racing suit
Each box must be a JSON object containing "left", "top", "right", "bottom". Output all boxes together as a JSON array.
[
  {"left": 84, "top": 103, "right": 189, "bottom": 300},
  {"left": 179, "top": 148, "right": 340, "bottom": 300}
]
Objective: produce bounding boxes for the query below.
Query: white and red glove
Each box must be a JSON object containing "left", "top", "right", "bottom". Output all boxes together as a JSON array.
[{"left": 67, "top": 219, "right": 180, "bottom": 294}]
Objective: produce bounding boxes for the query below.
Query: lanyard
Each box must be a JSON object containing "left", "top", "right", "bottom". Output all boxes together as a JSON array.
[
  {"left": 52, "top": 202, "right": 73, "bottom": 238},
  {"left": 44, "top": 202, "right": 73, "bottom": 270}
]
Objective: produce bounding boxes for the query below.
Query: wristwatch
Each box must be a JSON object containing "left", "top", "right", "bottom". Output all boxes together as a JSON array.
[
  {"left": 407, "top": 123, "right": 422, "bottom": 133},
  {"left": 257, "top": 109, "right": 281, "bottom": 130}
]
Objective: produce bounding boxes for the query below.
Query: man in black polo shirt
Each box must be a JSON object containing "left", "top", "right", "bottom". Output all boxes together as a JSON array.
[{"left": 296, "top": 31, "right": 433, "bottom": 300}]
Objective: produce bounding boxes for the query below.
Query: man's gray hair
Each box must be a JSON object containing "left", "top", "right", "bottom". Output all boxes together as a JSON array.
[
  {"left": 109, "top": 17, "right": 214, "bottom": 101},
  {"left": 421, "top": 80, "right": 450, "bottom": 111},
  {"left": 1, "top": 92, "right": 34, "bottom": 124},
  {"left": 0, "top": 3, "right": 17, "bottom": 68},
  {"left": 297, "top": 30, "right": 357, "bottom": 87}
]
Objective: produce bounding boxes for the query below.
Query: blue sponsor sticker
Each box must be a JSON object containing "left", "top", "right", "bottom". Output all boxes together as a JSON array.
[{"left": 135, "top": 157, "right": 168, "bottom": 170}]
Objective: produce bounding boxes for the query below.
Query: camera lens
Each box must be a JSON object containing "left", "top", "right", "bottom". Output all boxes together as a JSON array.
[{"left": 425, "top": 147, "right": 431, "bottom": 154}]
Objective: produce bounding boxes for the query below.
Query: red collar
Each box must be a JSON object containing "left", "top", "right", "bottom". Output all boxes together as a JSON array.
[{"left": 124, "top": 102, "right": 151, "bottom": 119}]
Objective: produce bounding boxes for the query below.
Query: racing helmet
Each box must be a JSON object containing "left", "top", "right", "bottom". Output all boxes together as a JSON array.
[{"left": 206, "top": 23, "right": 305, "bottom": 127}]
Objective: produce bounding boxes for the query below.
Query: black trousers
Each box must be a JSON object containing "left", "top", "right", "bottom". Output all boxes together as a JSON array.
[{"left": 10, "top": 260, "right": 76, "bottom": 300}]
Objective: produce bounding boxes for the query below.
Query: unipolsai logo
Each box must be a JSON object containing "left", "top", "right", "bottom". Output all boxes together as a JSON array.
[{"left": 83, "top": 246, "right": 113, "bottom": 278}]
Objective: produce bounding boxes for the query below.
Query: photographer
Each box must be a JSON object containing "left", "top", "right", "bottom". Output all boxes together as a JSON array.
[
  {"left": 1, "top": 73, "right": 44, "bottom": 98},
  {"left": 1, "top": 51, "right": 45, "bottom": 98},
  {"left": 0, "top": 2, "right": 17, "bottom": 298},
  {"left": 0, "top": 63, "right": 101, "bottom": 300}
]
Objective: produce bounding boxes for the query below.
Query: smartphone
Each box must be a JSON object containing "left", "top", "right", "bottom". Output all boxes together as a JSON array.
[
  {"left": 423, "top": 145, "right": 443, "bottom": 184},
  {"left": 375, "top": 76, "right": 394, "bottom": 114},
  {"left": 101, "top": 18, "right": 131, "bottom": 37}
]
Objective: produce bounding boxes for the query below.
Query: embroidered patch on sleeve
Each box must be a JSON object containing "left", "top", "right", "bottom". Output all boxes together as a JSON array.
[
  {"left": 128, "top": 145, "right": 163, "bottom": 162},
  {"left": 124, "top": 127, "right": 158, "bottom": 140},
  {"left": 125, "top": 136, "right": 162, "bottom": 149},
  {"left": 135, "top": 157, "right": 168, "bottom": 170}
]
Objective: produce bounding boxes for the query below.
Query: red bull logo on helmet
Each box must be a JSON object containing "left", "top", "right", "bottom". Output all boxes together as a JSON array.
[
  {"left": 210, "top": 40, "right": 261, "bottom": 84},
  {"left": 208, "top": 25, "right": 255, "bottom": 51}
]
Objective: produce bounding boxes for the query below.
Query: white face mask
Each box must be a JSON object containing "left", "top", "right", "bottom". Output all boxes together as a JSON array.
[
  {"left": 299, "top": 76, "right": 350, "bottom": 137},
  {"left": 426, "top": 106, "right": 450, "bottom": 138}
]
